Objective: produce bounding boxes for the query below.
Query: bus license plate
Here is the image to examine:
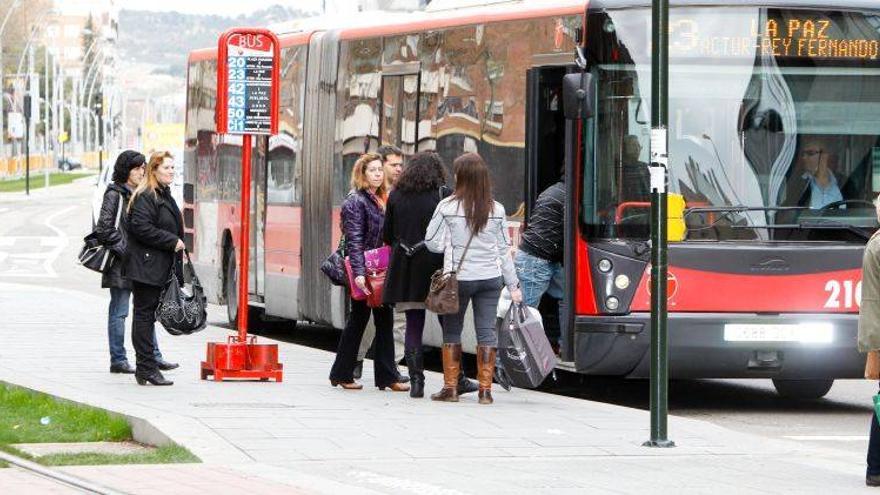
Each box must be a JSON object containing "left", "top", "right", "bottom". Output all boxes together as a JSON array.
[{"left": 723, "top": 323, "right": 833, "bottom": 343}]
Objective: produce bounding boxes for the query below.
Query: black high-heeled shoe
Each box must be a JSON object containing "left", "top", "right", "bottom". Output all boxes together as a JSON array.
[{"left": 135, "top": 372, "right": 173, "bottom": 386}]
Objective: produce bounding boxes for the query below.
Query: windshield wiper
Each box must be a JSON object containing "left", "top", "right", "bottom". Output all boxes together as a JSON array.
[
  {"left": 684, "top": 206, "right": 874, "bottom": 242},
  {"left": 731, "top": 221, "right": 873, "bottom": 241},
  {"left": 684, "top": 205, "right": 809, "bottom": 220}
]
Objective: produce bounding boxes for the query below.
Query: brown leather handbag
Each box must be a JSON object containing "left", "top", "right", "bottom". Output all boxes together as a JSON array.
[{"left": 425, "top": 234, "right": 474, "bottom": 315}]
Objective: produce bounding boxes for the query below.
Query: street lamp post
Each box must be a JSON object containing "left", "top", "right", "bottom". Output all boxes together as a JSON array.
[
  {"left": 643, "top": 0, "right": 674, "bottom": 448},
  {"left": 23, "top": 92, "right": 30, "bottom": 194},
  {"left": 0, "top": 0, "right": 23, "bottom": 159},
  {"left": 95, "top": 100, "right": 102, "bottom": 177}
]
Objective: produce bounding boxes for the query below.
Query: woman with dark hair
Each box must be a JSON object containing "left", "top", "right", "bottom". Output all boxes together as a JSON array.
[
  {"left": 329, "top": 153, "right": 410, "bottom": 392},
  {"left": 425, "top": 152, "right": 522, "bottom": 404},
  {"left": 383, "top": 152, "right": 476, "bottom": 398},
  {"left": 95, "top": 150, "right": 176, "bottom": 374}
]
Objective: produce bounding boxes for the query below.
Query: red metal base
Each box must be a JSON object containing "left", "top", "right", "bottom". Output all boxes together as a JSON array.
[{"left": 200, "top": 336, "right": 283, "bottom": 382}]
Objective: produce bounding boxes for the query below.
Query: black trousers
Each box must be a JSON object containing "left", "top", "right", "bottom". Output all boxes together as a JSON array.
[
  {"left": 132, "top": 281, "right": 162, "bottom": 376},
  {"left": 870, "top": 384, "right": 880, "bottom": 476},
  {"left": 329, "top": 299, "right": 397, "bottom": 387}
]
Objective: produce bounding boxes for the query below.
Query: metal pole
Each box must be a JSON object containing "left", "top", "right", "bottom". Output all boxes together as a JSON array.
[
  {"left": 644, "top": 0, "right": 674, "bottom": 448},
  {"left": 0, "top": 42, "right": 4, "bottom": 161},
  {"left": 238, "top": 134, "right": 252, "bottom": 342},
  {"left": 24, "top": 93, "right": 30, "bottom": 195},
  {"left": 97, "top": 108, "right": 102, "bottom": 176},
  {"left": 44, "top": 45, "right": 49, "bottom": 187}
]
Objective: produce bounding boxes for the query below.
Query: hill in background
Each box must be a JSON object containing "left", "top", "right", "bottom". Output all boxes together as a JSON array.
[{"left": 117, "top": 5, "right": 315, "bottom": 78}]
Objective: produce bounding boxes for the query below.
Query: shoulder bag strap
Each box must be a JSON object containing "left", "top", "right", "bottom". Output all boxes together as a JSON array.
[{"left": 454, "top": 232, "right": 475, "bottom": 273}]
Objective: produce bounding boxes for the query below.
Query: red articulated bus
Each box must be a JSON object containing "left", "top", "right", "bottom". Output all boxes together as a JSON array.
[{"left": 185, "top": 0, "right": 880, "bottom": 398}]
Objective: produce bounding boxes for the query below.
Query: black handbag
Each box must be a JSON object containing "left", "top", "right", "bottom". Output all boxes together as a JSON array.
[
  {"left": 320, "top": 236, "right": 347, "bottom": 286},
  {"left": 77, "top": 194, "right": 122, "bottom": 273},
  {"left": 156, "top": 250, "right": 207, "bottom": 336}
]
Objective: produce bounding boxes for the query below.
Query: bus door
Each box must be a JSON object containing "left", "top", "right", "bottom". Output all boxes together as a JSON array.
[
  {"left": 381, "top": 64, "right": 420, "bottom": 155},
  {"left": 524, "top": 63, "right": 571, "bottom": 357},
  {"left": 250, "top": 137, "right": 267, "bottom": 299}
]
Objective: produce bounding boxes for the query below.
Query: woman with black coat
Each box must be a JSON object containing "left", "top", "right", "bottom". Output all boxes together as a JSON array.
[
  {"left": 382, "top": 152, "right": 477, "bottom": 398},
  {"left": 95, "top": 151, "right": 143, "bottom": 374},
  {"left": 125, "top": 151, "right": 185, "bottom": 386}
]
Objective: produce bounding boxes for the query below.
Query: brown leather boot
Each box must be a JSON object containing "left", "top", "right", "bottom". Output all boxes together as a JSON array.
[
  {"left": 477, "top": 345, "right": 496, "bottom": 404},
  {"left": 431, "top": 343, "right": 461, "bottom": 402}
]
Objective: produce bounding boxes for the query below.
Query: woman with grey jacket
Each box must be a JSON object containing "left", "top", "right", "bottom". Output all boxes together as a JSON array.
[{"left": 425, "top": 152, "right": 522, "bottom": 404}]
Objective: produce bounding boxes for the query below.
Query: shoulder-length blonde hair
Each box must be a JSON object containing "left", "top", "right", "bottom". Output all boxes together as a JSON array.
[
  {"left": 129, "top": 151, "right": 173, "bottom": 212},
  {"left": 350, "top": 152, "right": 387, "bottom": 197}
]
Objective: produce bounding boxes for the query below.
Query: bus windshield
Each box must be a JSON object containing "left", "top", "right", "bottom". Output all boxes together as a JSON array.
[{"left": 582, "top": 6, "right": 880, "bottom": 240}]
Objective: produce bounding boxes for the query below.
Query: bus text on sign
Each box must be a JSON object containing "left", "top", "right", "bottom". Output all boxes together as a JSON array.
[
  {"left": 216, "top": 29, "right": 280, "bottom": 136},
  {"left": 665, "top": 10, "right": 880, "bottom": 60}
]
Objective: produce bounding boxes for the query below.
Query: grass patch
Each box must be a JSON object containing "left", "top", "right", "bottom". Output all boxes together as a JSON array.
[
  {"left": 0, "top": 172, "right": 92, "bottom": 193},
  {"left": 0, "top": 384, "right": 199, "bottom": 466},
  {"left": 0, "top": 444, "right": 199, "bottom": 467},
  {"left": 0, "top": 384, "right": 130, "bottom": 444}
]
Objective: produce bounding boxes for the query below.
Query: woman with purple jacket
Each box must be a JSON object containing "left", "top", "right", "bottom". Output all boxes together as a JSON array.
[{"left": 329, "top": 153, "right": 409, "bottom": 392}]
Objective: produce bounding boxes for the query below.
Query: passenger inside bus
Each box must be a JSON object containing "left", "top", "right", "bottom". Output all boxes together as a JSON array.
[{"left": 783, "top": 136, "right": 844, "bottom": 210}]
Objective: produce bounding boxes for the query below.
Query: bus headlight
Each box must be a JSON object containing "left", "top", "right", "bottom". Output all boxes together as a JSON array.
[
  {"left": 598, "top": 258, "right": 612, "bottom": 273},
  {"left": 614, "top": 274, "right": 630, "bottom": 290},
  {"left": 606, "top": 296, "right": 620, "bottom": 311}
]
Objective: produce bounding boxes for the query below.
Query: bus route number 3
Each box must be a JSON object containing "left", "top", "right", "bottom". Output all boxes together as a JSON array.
[{"left": 824, "top": 279, "right": 862, "bottom": 309}]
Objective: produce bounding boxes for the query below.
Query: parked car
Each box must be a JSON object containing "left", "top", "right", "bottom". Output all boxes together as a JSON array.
[
  {"left": 90, "top": 149, "right": 184, "bottom": 228},
  {"left": 57, "top": 156, "right": 82, "bottom": 171}
]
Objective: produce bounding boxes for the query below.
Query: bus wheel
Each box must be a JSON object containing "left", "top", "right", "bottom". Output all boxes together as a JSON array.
[
  {"left": 772, "top": 379, "right": 834, "bottom": 399},
  {"left": 225, "top": 246, "right": 238, "bottom": 328}
]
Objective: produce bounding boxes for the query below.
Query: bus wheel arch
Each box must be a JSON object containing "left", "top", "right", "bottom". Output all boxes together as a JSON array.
[{"left": 772, "top": 379, "right": 834, "bottom": 400}]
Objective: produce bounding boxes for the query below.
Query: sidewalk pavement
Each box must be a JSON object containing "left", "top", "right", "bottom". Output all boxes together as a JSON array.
[{"left": 0, "top": 281, "right": 875, "bottom": 494}]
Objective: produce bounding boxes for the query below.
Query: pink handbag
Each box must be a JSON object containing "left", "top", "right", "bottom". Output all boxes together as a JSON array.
[{"left": 344, "top": 245, "right": 390, "bottom": 301}]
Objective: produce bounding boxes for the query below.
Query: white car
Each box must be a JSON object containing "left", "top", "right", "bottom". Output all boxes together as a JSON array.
[{"left": 91, "top": 153, "right": 184, "bottom": 228}]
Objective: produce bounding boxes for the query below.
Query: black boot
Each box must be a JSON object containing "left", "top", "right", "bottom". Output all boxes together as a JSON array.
[
  {"left": 457, "top": 369, "right": 478, "bottom": 395},
  {"left": 405, "top": 349, "right": 424, "bottom": 398},
  {"left": 156, "top": 358, "right": 179, "bottom": 371},
  {"left": 135, "top": 371, "right": 173, "bottom": 386}
]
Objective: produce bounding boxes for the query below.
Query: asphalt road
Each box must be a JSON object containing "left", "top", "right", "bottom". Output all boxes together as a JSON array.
[{"left": 1, "top": 178, "right": 876, "bottom": 459}]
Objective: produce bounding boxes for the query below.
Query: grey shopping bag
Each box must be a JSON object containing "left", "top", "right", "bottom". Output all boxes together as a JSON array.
[{"left": 497, "top": 302, "right": 557, "bottom": 388}]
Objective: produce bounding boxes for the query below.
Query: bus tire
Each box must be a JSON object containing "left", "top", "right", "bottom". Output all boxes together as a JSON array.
[
  {"left": 772, "top": 379, "right": 834, "bottom": 399},
  {"left": 225, "top": 246, "right": 239, "bottom": 328}
]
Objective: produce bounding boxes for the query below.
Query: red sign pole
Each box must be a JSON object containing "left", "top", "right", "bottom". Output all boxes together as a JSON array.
[
  {"left": 201, "top": 28, "right": 282, "bottom": 382},
  {"left": 237, "top": 133, "right": 252, "bottom": 344}
]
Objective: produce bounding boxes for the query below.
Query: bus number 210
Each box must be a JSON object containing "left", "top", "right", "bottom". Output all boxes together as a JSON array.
[{"left": 824, "top": 280, "right": 862, "bottom": 309}]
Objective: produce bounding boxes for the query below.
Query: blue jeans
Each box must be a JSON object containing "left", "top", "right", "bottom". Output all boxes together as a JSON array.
[
  {"left": 442, "top": 277, "right": 503, "bottom": 347},
  {"left": 108, "top": 288, "right": 163, "bottom": 365},
  {"left": 515, "top": 251, "right": 566, "bottom": 350}
]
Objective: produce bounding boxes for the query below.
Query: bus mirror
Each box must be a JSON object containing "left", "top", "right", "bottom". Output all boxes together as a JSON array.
[{"left": 562, "top": 72, "right": 594, "bottom": 120}]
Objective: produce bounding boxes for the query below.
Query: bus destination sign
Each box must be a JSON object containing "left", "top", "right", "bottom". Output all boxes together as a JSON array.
[
  {"left": 216, "top": 29, "right": 280, "bottom": 136},
  {"left": 670, "top": 14, "right": 880, "bottom": 61}
]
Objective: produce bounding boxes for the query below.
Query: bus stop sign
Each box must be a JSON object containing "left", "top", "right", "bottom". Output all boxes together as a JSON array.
[
  {"left": 216, "top": 29, "right": 280, "bottom": 135},
  {"left": 204, "top": 28, "right": 283, "bottom": 383}
]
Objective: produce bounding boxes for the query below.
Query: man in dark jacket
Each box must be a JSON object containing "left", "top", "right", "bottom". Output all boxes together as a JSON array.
[
  {"left": 95, "top": 151, "right": 177, "bottom": 374},
  {"left": 515, "top": 178, "right": 566, "bottom": 353}
]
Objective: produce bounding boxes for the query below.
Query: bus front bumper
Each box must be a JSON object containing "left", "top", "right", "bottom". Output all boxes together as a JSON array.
[{"left": 573, "top": 312, "right": 863, "bottom": 379}]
